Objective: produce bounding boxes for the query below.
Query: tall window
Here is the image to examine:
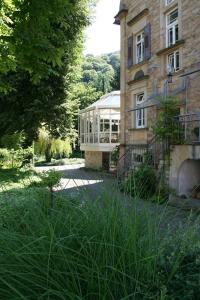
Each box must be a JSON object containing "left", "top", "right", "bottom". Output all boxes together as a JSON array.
[
  {"left": 136, "top": 32, "right": 144, "bottom": 63},
  {"left": 100, "top": 119, "right": 110, "bottom": 132},
  {"left": 136, "top": 93, "right": 145, "bottom": 128},
  {"left": 168, "top": 51, "right": 180, "bottom": 72},
  {"left": 166, "top": 8, "right": 179, "bottom": 47}
]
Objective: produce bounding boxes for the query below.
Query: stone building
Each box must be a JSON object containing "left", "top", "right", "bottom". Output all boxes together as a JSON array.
[
  {"left": 115, "top": 0, "right": 200, "bottom": 197},
  {"left": 79, "top": 91, "right": 120, "bottom": 170}
]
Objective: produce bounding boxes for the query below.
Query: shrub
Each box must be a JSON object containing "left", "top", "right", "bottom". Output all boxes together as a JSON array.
[
  {"left": 0, "top": 132, "right": 25, "bottom": 150},
  {"left": 0, "top": 148, "right": 10, "bottom": 168},
  {"left": 152, "top": 96, "right": 183, "bottom": 144},
  {"left": 123, "top": 164, "right": 157, "bottom": 199},
  {"left": 0, "top": 147, "right": 33, "bottom": 169},
  {"left": 34, "top": 128, "right": 72, "bottom": 162},
  {"left": 111, "top": 145, "right": 120, "bottom": 166}
]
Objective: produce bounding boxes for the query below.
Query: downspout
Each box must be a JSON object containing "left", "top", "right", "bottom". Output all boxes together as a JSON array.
[
  {"left": 184, "top": 76, "right": 189, "bottom": 140},
  {"left": 123, "top": 14, "right": 127, "bottom": 149}
]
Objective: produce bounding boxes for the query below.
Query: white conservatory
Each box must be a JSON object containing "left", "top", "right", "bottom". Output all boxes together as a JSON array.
[{"left": 79, "top": 91, "right": 120, "bottom": 170}]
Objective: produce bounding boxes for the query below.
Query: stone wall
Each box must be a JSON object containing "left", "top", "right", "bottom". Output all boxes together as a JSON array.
[
  {"left": 85, "top": 151, "right": 102, "bottom": 170},
  {"left": 169, "top": 145, "right": 200, "bottom": 195},
  {"left": 118, "top": 0, "right": 200, "bottom": 146}
]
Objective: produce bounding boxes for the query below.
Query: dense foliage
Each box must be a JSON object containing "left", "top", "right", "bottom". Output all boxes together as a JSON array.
[
  {"left": 0, "top": 147, "right": 33, "bottom": 168},
  {"left": 82, "top": 52, "right": 120, "bottom": 94},
  {"left": 0, "top": 0, "right": 94, "bottom": 142},
  {"left": 0, "top": 0, "right": 92, "bottom": 83},
  {"left": 34, "top": 129, "right": 72, "bottom": 162},
  {"left": 70, "top": 52, "right": 120, "bottom": 133},
  {"left": 152, "top": 96, "right": 182, "bottom": 144},
  {"left": 0, "top": 174, "right": 199, "bottom": 299},
  {"left": 70, "top": 52, "right": 120, "bottom": 110},
  {"left": 123, "top": 164, "right": 157, "bottom": 199}
]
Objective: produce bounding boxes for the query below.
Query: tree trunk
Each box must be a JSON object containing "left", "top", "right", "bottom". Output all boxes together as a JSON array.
[{"left": 45, "top": 143, "right": 52, "bottom": 162}]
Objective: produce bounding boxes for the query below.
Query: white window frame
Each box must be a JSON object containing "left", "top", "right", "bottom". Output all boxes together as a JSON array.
[
  {"left": 136, "top": 31, "right": 145, "bottom": 63},
  {"left": 135, "top": 93, "right": 146, "bottom": 129},
  {"left": 165, "top": 0, "right": 174, "bottom": 6},
  {"left": 166, "top": 8, "right": 179, "bottom": 47},
  {"left": 168, "top": 50, "right": 180, "bottom": 72}
]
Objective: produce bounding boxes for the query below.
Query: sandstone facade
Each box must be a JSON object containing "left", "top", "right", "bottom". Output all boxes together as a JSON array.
[
  {"left": 115, "top": 0, "right": 200, "bottom": 196},
  {"left": 116, "top": 0, "right": 200, "bottom": 149}
]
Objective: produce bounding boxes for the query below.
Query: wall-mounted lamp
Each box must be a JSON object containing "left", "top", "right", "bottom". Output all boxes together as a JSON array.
[{"left": 167, "top": 72, "right": 173, "bottom": 83}]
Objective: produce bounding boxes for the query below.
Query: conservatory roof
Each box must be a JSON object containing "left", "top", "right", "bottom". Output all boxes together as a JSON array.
[{"left": 80, "top": 91, "right": 120, "bottom": 113}]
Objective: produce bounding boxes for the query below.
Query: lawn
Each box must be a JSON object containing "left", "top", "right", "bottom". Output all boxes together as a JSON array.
[
  {"left": 35, "top": 157, "right": 85, "bottom": 167},
  {"left": 0, "top": 168, "right": 199, "bottom": 299},
  {"left": 0, "top": 168, "right": 41, "bottom": 192}
]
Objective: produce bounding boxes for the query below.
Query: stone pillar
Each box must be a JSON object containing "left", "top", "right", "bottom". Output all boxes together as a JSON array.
[{"left": 85, "top": 151, "right": 103, "bottom": 170}]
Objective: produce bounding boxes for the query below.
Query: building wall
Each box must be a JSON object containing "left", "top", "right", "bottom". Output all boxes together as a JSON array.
[
  {"left": 85, "top": 151, "right": 103, "bottom": 169},
  {"left": 118, "top": 0, "right": 200, "bottom": 147},
  {"left": 169, "top": 145, "right": 200, "bottom": 195}
]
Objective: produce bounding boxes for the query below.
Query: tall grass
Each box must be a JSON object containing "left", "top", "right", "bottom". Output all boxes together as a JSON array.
[{"left": 0, "top": 188, "right": 199, "bottom": 299}]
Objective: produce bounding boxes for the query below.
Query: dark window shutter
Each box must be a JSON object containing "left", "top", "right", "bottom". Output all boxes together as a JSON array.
[
  {"left": 144, "top": 23, "right": 151, "bottom": 60},
  {"left": 127, "top": 35, "right": 133, "bottom": 68}
]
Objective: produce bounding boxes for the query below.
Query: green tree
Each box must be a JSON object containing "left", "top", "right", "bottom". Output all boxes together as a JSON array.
[
  {"left": 0, "top": 0, "right": 95, "bottom": 142},
  {"left": 81, "top": 53, "right": 119, "bottom": 94},
  {"left": 34, "top": 129, "right": 72, "bottom": 162},
  {"left": 0, "top": 0, "right": 92, "bottom": 83},
  {"left": 70, "top": 83, "right": 102, "bottom": 111}
]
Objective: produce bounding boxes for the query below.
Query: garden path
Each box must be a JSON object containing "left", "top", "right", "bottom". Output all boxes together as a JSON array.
[{"left": 36, "top": 163, "right": 198, "bottom": 231}]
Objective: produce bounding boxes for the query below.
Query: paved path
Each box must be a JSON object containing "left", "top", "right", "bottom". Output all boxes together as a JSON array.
[
  {"left": 35, "top": 164, "right": 199, "bottom": 231},
  {"left": 36, "top": 163, "right": 115, "bottom": 198}
]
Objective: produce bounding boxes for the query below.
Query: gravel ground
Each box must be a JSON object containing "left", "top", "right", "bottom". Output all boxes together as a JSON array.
[{"left": 35, "top": 163, "right": 199, "bottom": 230}]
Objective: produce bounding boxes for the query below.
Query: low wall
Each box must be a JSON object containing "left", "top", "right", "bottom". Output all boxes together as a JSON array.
[{"left": 169, "top": 145, "right": 200, "bottom": 196}]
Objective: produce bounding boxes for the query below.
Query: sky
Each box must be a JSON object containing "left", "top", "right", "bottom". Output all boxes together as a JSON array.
[{"left": 84, "top": 0, "right": 120, "bottom": 56}]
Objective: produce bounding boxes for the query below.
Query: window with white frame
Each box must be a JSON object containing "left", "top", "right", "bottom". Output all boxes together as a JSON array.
[
  {"left": 135, "top": 93, "right": 145, "bottom": 128},
  {"left": 165, "top": 0, "right": 174, "bottom": 6},
  {"left": 166, "top": 8, "right": 179, "bottom": 47},
  {"left": 136, "top": 32, "right": 144, "bottom": 63},
  {"left": 168, "top": 50, "right": 180, "bottom": 72}
]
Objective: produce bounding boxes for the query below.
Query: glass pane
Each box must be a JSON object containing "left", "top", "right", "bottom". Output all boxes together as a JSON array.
[
  {"left": 136, "top": 93, "right": 144, "bottom": 104},
  {"left": 104, "top": 123, "right": 110, "bottom": 131},
  {"left": 175, "top": 24, "right": 179, "bottom": 42},
  {"left": 176, "top": 51, "right": 180, "bottom": 70},
  {"left": 100, "top": 123, "right": 104, "bottom": 132},
  {"left": 168, "top": 9, "right": 178, "bottom": 24},
  {"left": 94, "top": 134, "right": 98, "bottom": 143},
  {"left": 142, "top": 109, "right": 145, "bottom": 126},
  {"left": 112, "top": 125, "right": 118, "bottom": 132},
  {"left": 100, "top": 133, "right": 110, "bottom": 143},
  {"left": 168, "top": 28, "right": 173, "bottom": 46},
  {"left": 111, "top": 133, "right": 119, "bottom": 143},
  {"left": 89, "top": 133, "right": 93, "bottom": 143}
]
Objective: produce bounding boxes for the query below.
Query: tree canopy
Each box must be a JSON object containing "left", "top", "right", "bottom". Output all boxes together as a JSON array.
[
  {"left": 68, "top": 51, "right": 120, "bottom": 136},
  {"left": 81, "top": 52, "right": 120, "bottom": 95},
  {"left": 0, "top": 0, "right": 92, "bottom": 83},
  {"left": 0, "top": 0, "right": 94, "bottom": 142}
]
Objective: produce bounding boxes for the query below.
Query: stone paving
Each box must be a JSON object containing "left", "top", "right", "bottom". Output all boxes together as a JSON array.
[
  {"left": 35, "top": 163, "right": 200, "bottom": 230},
  {"left": 36, "top": 163, "right": 115, "bottom": 198}
]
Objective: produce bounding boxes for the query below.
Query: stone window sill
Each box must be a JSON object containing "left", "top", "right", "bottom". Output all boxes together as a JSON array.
[
  {"left": 128, "top": 128, "right": 148, "bottom": 131},
  {"left": 163, "top": 1, "right": 178, "bottom": 15},
  {"left": 127, "top": 75, "right": 149, "bottom": 85},
  {"left": 156, "top": 40, "right": 185, "bottom": 56},
  {"left": 128, "top": 59, "right": 148, "bottom": 71}
]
